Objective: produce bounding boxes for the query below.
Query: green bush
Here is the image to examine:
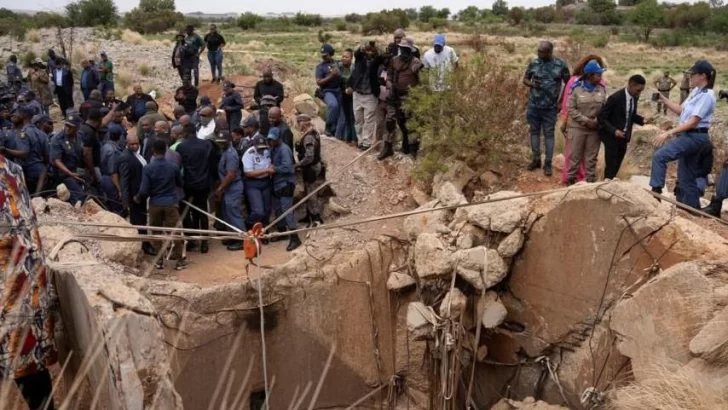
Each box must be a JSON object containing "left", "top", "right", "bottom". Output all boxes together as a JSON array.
[
  {"left": 21, "top": 51, "right": 37, "bottom": 68},
  {"left": 362, "top": 11, "right": 408, "bottom": 34},
  {"left": 334, "top": 19, "right": 347, "bottom": 31},
  {"left": 429, "top": 17, "right": 448, "bottom": 30},
  {"left": 65, "top": 0, "right": 118, "bottom": 27},
  {"left": 124, "top": 9, "right": 184, "bottom": 34},
  {"left": 293, "top": 13, "right": 323, "bottom": 27},
  {"left": 589, "top": 31, "right": 610, "bottom": 48},
  {"left": 237, "top": 12, "right": 262, "bottom": 30}
]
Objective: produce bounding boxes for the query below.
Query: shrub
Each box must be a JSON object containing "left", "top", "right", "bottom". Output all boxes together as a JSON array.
[
  {"left": 348, "top": 24, "right": 360, "bottom": 34},
  {"left": 138, "top": 63, "right": 151, "bottom": 76},
  {"left": 589, "top": 31, "right": 610, "bottom": 48},
  {"left": 293, "top": 13, "right": 323, "bottom": 27},
  {"left": 65, "top": 0, "right": 118, "bottom": 27},
  {"left": 334, "top": 19, "right": 347, "bottom": 31},
  {"left": 124, "top": 9, "right": 184, "bottom": 34},
  {"left": 317, "top": 30, "right": 332, "bottom": 44},
  {"left": 237, "top": 12, "right": 262, "bottom": 30},
  {"left": 361, "top": 10, "right": 410, "bottom": 34},
  {"left": 27, "top": 29, "right": 41, "bottom": 43},
  {"left": 429, "top": 17, "right": 448, "bottom": 30},
  {"left": 21, "top": 51, "right": 37, "bottom": 68},
  {"left": 30, "top": 11, "right": 70, "bottom": 28},
  {"left": 610, "top": 26, "right": 620, "bottom": 36},
  {"left": 121, "top": 29, "right": 145, "bottom": 45},
  {"left": 115, "top": 69, "right": 132, "bottom": 92},
  {"left": 344, "top": 13, "right": 363, "bottom": 23},
  {"left": 406, "top": 55, "right": 528, "bottom": 182}
]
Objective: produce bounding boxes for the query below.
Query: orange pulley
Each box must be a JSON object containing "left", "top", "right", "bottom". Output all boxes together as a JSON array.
[{"left": 243, "top": 222, "right": 264, "bottom": 260}]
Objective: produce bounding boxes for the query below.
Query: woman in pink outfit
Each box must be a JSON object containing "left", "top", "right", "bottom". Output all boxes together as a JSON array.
[{"left": 560, "top": 55, "right": 607, "bottom": 184}]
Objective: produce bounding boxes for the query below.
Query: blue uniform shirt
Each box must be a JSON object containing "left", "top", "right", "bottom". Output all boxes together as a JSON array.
[
  {"left": 107, "top": 121, "right": 127, "bottom": 148},
  {"left": 270, "top": 143, "right": 296, "bottom": 191},
  {"left": 242, "top": 146, "right": 271, "bottom": 179},
  {"left": 315, "top": 61, "right": 342, "bottom": 91},
  {"left": 680, "top": 87, "right": 716, "bottom": 129},
  {"left": 16, "top": 125, "right": 48, "bottom": 179},
  {"left": 50, "top": 131, "right": 84, "bottom": 174},
  {"left": 218, "top": 145, "right": 241, "bottom": 183},
  {"left": 138, "top": 157, "right": 182, "bottom": 207},
  {"left": 100, "top": 141, "right": 122, "bottom": 176}
]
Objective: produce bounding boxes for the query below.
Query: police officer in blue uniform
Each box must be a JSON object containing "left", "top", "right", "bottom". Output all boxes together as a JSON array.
[
  {"left": 100, "top": 127, "right": 124, "bottom": 215},
  {"left": 50, "top": 113, "right": 86, "bottom": 205},
  {"left": 107, "top": 108, "right": 127, "bottom": 149},
  {"left": 215, "top": 130, "right": 245, "bottom": 251},
  {"left": 267, "top": 127, "right": 302, "bottom": 251},
  {"left": 12, "top": 106, "right": 49, "bottom": 194},
  {"left": 242, "top": 133, "right": 274, "bottom": 228}
]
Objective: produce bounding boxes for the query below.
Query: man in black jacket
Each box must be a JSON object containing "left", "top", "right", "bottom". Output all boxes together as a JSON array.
[
  {"left": 176, "top": 123, "right": 212, "bottom": 253},
  {"left": 52, "top": 58, "right": 74, "bottom": 118},
  {"left": 175, "top": 76, "right": 199, "bottom": 115},
  {"left": 598, "top": 75, "right": 651, "bottom": 180},
  {"left": 125, "top": 85, "right": 155, "bottom": 124},
  {"left": 116, "top": 133, "right": 156, "bottom": 256},
  {"left": 349, "top": 42, "right": 383, "bottom": 150},
  {"left": 253, "top": 68, "right": 284, "bottom": 107}
]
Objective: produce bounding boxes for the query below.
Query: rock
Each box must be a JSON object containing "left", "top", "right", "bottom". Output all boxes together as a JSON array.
[
  {"left": 38, "top": 224, "right": 95, "bottom": 262},
  {"left": 293, "top": 93, "right": 319, "bottom": 117},
  {"left": 453, "top": 247, "right": 508, "bottom": 290},
  {"left": 435, "top": 181, "right": 468, "bottom": 207},
  {"left": 690, "top": 305, "right": 728, "bottom": 363},
  {"left": 328, "top": 197, "right": 351, "bottom": 215},
  {"left": 56, "top": 183, "right": 71, "bottom": 202},
  {"left": 414, "top": 233, "right": 453, "bottom": 279},
  {"left": 411, "top": 186, "right": 430, "bottom": 207},
  {"left": 492, "top": 397, "right": 568, "bottom": 410},
  {"left": 497, "top": 229, "right": 524, "bottom": 258},
  {"left": 464, "top": 191, "right": 529, "bottom": 233},
  {"left": 83, "top": 198, "right": 105, "bottom": 215},
  {"left": 432, "top": 160, "right": 477, "bottom": 193},
  {"left": 611, "top": 262, "right": 714, "bottom": 382},
  {"left": 456, "top": 231, "right": 474, "bottom": 249},
  {"left": 479, "top": 291, "right": 508, "bottom": 328},
  {"left": 404, "top": 202, "right": 450, "bottom": 241},
  {"left": 47, "top": 197, "right": 72, "bottom": 213},
  {"left": 479, "top": 171, "right": 500, "bottom": 188},
  {"left": 715, "top": 285, "right": 728, "bottom": 306},
  {"left": 407, "top": 302, "right": 436, "bottom": 340},
  {"left": 439, "top": 288, "right": 467, "bottom": 319},
  {"left": 387, "top": 272, "right": 416, "bottom": 291},
  {"left": 88, "top": 211, "right": 141, "bottom": 266},
  {"left": 31, "top": 197, "right": 47, "bottom": 215},
  {"left": 552, "top": 154, "right": 565, "bottom": 171}
]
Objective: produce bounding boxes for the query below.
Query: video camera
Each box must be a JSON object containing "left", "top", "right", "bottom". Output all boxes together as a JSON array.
[{"left": 719, "top": 90, "right": 728, "bottom": 101}]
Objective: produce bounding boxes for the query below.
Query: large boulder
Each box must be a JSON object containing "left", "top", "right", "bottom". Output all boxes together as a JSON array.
[
  {"left": 88, "top": 211, "right": 141, "bottom": 266},
  {"left": 689, "top": 305, "right": 728, "bottom": 363},
  {"left": 453, "top": 247, "right": 508, "bottom": 290},
  {"left": 414, "top": 233, "right": 453, "bottom": 279},
  {"left": 404, "top": 201, "right": 450, "bottom": 240},
  {"left": 432, "top": 160, "right": 477, "bottom": 193},
  {"left": 497, "top": 229, "right": 525, "bottom": 258},
  {"left": 31, "top": 197, "right": 47, "bottom": 215},
  {"left": 47, "top": 197, "right": 72, "bottom": 214},
  {"left": 435, "top": 181, "right": 468, "bottom": 207},
  {"left": 293, "top": 93, "right": 319, "bottom": 117},
  {"left": 387, "top": 272, "right": 416, "bottom": 291},
  {"left": 459, "top": 191, "right": 529, "bottom": 234},
  {"left": 38, "top": 224, "right": 95, "bottom": 262}
]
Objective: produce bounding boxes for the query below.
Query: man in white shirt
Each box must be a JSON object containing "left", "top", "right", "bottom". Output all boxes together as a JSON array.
[
  {"left": 196, "top": 106, "right": 217, "bottom": 139},
  {"left": 422, "top": 34, "right": 459, "bottom": 92}
]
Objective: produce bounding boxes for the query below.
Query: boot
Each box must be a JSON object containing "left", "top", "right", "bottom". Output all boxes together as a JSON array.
[
  {"left": 286, "top": 234, "right": 302, "bottom": 251},
  {"left": 226, "top": 240, "right": 244, "bottom": 251},
  {"left": 543, "top": 161, "right": 553, "bottom": 177},
  {"left": 298, "top": 212, "right": 312, "bottom": 225},
  {"left": 527, "top": 158, "right": 541, "bottom": 171},
  {"left": 410, "top": 141, "right": 420, "bottom": 159},
  {"left": 377, "top": 142, "right": 394, "bottom": 160},
  {"left": 702, "top": 197, "right": 723, "bottom": 217},
  {"left": 200, "top": 241, "right": 209, "bottom": 254},
  {"left": 142, "top": 242, "right": 158, "bottom": 256},
  {"left": 310, "top": 214, "right": 324, "bottom": 227}
]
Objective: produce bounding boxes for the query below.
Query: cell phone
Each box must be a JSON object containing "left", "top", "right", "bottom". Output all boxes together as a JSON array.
[{"left": 651, "top": 92, "right": 660, "bottom": 102}]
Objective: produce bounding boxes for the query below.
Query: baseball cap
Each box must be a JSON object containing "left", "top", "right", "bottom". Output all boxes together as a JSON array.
[
  {"left": 266, "top": 127, "right": 280, "bottom": 141},
  {"left": 583, "top": 60, "right": 606, "bottom": 75},
  {"left": 688, "top": 60, "right": 714, "bottom": 75},
  {"left": 320, "top": 43, "right": 334, "bottom": 56},
  {"left": 433, "top": 34, "right": 446, "bottom": 47},
  {"left": 64, "top": 113, "right": 82, "bottom": 128},
  {"left": 253, "top": 134, "right": 268, "bottom": 149},
  {"left": 32, "top": 114, "right": 52, "bottom": 125},
  {"left": 243, "top": 116, "right": 259, "bottom": 128}
]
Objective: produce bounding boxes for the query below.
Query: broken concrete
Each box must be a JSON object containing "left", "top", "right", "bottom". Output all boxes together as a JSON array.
[
  {"left": 87, "top": 210, "right": 141, "bottom": 265},
  {"left": 404, "top": 200, "right": 450, "bottom": 240}
]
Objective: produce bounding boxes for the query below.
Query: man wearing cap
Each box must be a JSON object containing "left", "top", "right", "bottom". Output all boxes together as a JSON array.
[
  {"left": 3, "top": 107, "right": 48, "bottom": 194},
  {"left": 350, "top": 41, "right": 384, "bottom": 150},
  {"left": 97, "top": 51, "right": 114, "bottom": 98},
  {"left": 651, "top": 60, "right": 717, "bottom": 209},
  {"left": 267, "top": 107, "right": 293, "bottom": 151},
  {"left": 50, "top": 113, "right": 85, "bottom": 204},
  {"left": 388, "top": 29, "right": 406, "bottom": 58},
  {"left": 221, "top": 82, "right": 243, "bottom": 130},
  {"left": 315, "top": 43, "right": 343, "bottom": 137},
  {"left": 100, "top": 126, "right": 124, "bottom": 215},
  {"left": 184, "top": 25, "right": 205, "bottom": 87},
  {"left": 80, "top": 59, "right": 100, "bottom": 102},
  {"left": 523, "top": 41, "right": 571, "bottom": 176},
  {"left": 240, "top": 116, "right": 264, "bottom": 154},
  {"left": 422, "top": 34, "right": 459, "bottom": 92},
  {"left": 379, "top": 41, "right": 422, "bottom": 160},
  {"left": 204, "top": 24, "right": 226, "bottom": 84},
  {"left": 213, "top": 130, "right": 245, "bottom": 250},
  {"left": 654, "top": 71, "right": 677, "bottom": 115},
  {"left": 52, "top": 58, "right": 74, "bottom": 119},
  {"left": 267, "top": 127, "right": 302, "bottom": 251},
  {"left": 29, "top": 58, "right": 52, "bottom": 115},
  {"left": 125, "top": 85, "right": 154, "bottom": 124},
  {"left": 175, "top": 76, "right": 199, "bottom": 116},
  {"left": 295, "top": 114, "right": 324, "bottom": 226},
  {"left": 254, "top": 68, "right": 285, "bottom": 108},
  {"left": 242, "top": 132, "right": 273, "bottom": 228},
  {"left": 177, "top": 122, "right": 213, "bottom": 253}
]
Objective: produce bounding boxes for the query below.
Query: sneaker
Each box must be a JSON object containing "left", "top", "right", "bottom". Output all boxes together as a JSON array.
[
  {"left": 527, "top": 158, "right": 541, "bottom": 171},
  {"left": 175, "top": 258, "right": 189, "bottom": 271}
]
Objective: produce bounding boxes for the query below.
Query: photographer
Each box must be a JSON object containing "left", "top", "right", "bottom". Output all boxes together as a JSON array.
[
  {"left": 650, "top": 60, "right": 717, "bottom": 209},
  {"left": 28, "top": 58, "right": 52, "bottom": 115}
]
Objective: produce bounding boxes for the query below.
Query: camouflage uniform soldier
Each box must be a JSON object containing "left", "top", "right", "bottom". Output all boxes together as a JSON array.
[
  {"left": 523, "top": 41, "right": 571, "bottom": 176},
  {"left": 655, "top": 71, "right": 677, "bottom": 115},
  {"left": 679, "top": 72, "right": 690, "bottom": 104},
  {"left": 295, "top": 114, "right": 324, "bottom": 227}
]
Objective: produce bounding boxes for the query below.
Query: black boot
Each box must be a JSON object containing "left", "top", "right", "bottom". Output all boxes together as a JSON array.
[
  {"left": 142, "top": 242, "right": 158, "bottom": 256},
  {"left": 702, "top": 197, "right": 723, "bottom": 217},
  {"left": 310, "top": 214, "right": 324, "bottom": 227},
  {"left": 287, "top": 234, "right": 302, "bottom": 251},
  {"left": 200, "top": 241, "right": 209, "bottom": 254},
  {"left": 527, "top": 158, "right": 541, "bottom": 171},
  {"left": 377, "top": 142, "right": 394, "bottom": 160},
  {"left": 298, "top": 212, "right": 312, "bottom": 225},
  {"left": 543, "top": 161, "right": 553, "bottom": 177}
]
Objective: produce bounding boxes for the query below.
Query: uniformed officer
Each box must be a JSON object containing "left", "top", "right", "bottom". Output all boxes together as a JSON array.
[
  {"left": 1, "top": 108, "right": 24, "bottom": 163},
  {"left": 107, "top": 109, "right": 128, "bottom": 149},
  {"left": 14, "top": 107, "right": 49, "bottom": 195},
  {"left": 215, "top": 130, "right": 245, "bottom": 251},
  {"left": 267, "top": 127, "right": 301, "bottom": 251},
  {"left": 655, "top": 71, "right": 677, "bottom": 115},
  {"left": 242, "top": 133, "right": 274, "bottom": 228},
  {"left": 50, "top": 113, "right": 86, "bottom": 205},
  {"left": 240, "top": 116, "right": 263, "bottom": 154},
  {"left": 100, "top": 127, "right": 124, "bottom": 215},
  {"left": 295, "top": 114, "right": 324, "bottom": 227}
]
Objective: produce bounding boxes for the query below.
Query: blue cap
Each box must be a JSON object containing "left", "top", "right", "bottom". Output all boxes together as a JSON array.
[
  {"left": 17, "top": 105, "right": 35, "bottom": 117},
  {"left": 200, "top": 96, "right": 211, "bottom": 106},
  {"left": 583, "top": 60, "right": 606, "bottom": 75},
  {"left": 107, "top": 126, "right": 122, "bottom": 138},
  {"left": 266, "top": 127, "right": 280, "bottom": 141},
  {"left": 433, "top": 34, "right": 446, "bottom": 47},
  {"left": 320, "top": 43, "right": 334, "bottom": 56},
  {"left": 689, "top": 60, "right": 714, "bottom": 75},
  {"left": 64, "top": 113, "right": 82, "bottom": 128},
  {"left": 243, "top": 116, "right": 259, "bottom": 128},
  {"left": 32, "top": 114, "right": 51, "bottom": 125}
]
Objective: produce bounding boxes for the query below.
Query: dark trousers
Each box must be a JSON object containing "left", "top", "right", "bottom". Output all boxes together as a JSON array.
[
  {"left": 14, "top": 369, "right": 54, "bottom": 410},
  {"left": 527, "top": 104, "right": 557, "bottom": 163},
  {"left": 716, "top": 169, "right": 728, "bottom": 201},
  {"left": 384, "top": 98, "right": 410, "bottom": 150},
  {"left": 245, "top": 178, "right": 272, "bottom": 227},
  {"left": 129, "top": 201, "right": 147, "bottom": 235},
  {"left": 227, "top": 110, "right": 242, "bottom": 131},
  {"left": 82, "top": 87, "right": 92, "bottom": 101},
  {"left": 650, "top": 131, "right": 710, "bottom": 209},
  {"left": 55, "top": 86, "right": 73, "bottom": 117},
  {"left": 602, "top": 137, "right": 628, "bottom": 180},
  {"left": 183, "top": 187, "right": 210, "bottom": 235},
  {"left": 149, "top": 205, "right": 182, "bottom": 258},
  {"left": 336, "top": 94, "right": 357, "bottom": 143}
]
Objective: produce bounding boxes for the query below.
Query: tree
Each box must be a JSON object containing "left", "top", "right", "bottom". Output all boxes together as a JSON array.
[
  {"left": 237, "top": 12, "right": 262, "bottom": 30},
  {"left": 124, "top": 0, "right": 183, "bottom": 34},
  {"left": 508, "top": 7, "right": 525, "bottom": 25},
  {"left": 138, "top": 0, "right": 176, "bottom": 12},
  {"left": 419, "top": 6, "right": 438, "bottom": 22},
  {"left": 361, "top": 9, "right": 410, "bottom": 34},
  {"left": 344, "top": 13, "right": 363, "bottom": 23},
  {"left": 629, "top": 0, "right": 664, "bottom": 41},
  {"left": 665, "top": 2, "right": 710, "bottom": 31},
  {"left": 531, "top": 6, "right": 557, "bottom": 23},
  {"left": 293, "top": 13, "right": 323, "bottom": 27},
  {"left": 492, "top": 0, "right": 509, "bottom": 16},
  {"left": 556, "top": 0, "right": 577, "bottom": 6},
  {"left": 710, "top": 0, "right": 724, "bottom": 8},
  {"left": 66, "top": 0, "right": 118, "bottom": 27},
  {"left": 708, "top": 6, "right": 728, "bottom": 32},
  {"left": 405, "top": 8, "right": 419, "bottom": 21},
  {"left": 437, "top": 8, "right": 451, "bottom": 19},
  {"left": 458, "top": 6, "right": 481, "bottom": 22}
]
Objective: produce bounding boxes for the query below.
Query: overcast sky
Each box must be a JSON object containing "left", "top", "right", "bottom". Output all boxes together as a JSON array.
[{"left": 14, "top": 0, "right": 561, "bottom": 16}]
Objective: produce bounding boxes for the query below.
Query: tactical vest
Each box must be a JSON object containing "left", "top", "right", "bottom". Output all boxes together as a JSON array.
[{"left": 295, "top": 130, "right": 321, "bottom": 166}]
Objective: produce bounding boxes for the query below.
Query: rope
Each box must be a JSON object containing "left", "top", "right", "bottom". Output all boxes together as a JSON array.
[
  {"left": 181, "top": 199, "right": 246, "bottom": 236},
  {"left": 263, "top": 141, "right": 382, "bottom": 232}
]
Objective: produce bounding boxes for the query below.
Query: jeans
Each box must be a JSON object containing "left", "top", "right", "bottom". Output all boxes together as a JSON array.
[
  {"left": 717, "top": 169, "right": 728, "bottom": 200},
  {"left": 323, "top": 90, "right": 341, "bottom": 136},
  {"left": 245, "top": 178, "right": 272, "bottom": 226},
  {"left": 273, "top": 192, "right": 296, "bottom": 230},
  {"left": 650, "top": 131, "right": 711, "bottom": 209},
  {"left": 527, "top": 104, "right": 557, "bottom": 163},
  {"left": 98, "top": 80, "right": 114, "bottom": 98},
  {"left": 208, "top": 49, "right": 223, "bottom": 80},
  {"left": 336, "top": 93, "right": 357, "bottom": 143},
  {"left": 62, "top": 177, "right": 85, "bottom": 206},
  {"left": 222, "top": 180, "right": 245, "bottom": 231}
]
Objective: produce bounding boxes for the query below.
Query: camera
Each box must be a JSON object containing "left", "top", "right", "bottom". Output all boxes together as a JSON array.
[{"left": 719, "top": 90, "right": 728, "bottom": 101}]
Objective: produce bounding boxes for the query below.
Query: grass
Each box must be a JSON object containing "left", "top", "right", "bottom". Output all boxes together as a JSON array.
[
  {"left": 121, "top": 29, "right": 145, "bottom": 45},
  {"left": 115, "top": 69, "right": 133, "bottom": 93},
  {"left": 138, "top": 63, "right": 151, "bottom": 76},
  {"left": 27, "top": 29, "right": 41, "bottom": 43}
]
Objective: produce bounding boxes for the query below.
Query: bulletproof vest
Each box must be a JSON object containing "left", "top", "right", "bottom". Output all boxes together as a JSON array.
[{"left": 295, "top": 130, "right": 321, "bottom": 166}]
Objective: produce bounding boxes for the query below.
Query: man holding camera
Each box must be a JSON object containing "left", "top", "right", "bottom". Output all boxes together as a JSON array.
[{"left": 29, "top": 58, "right": 52, "bottom": 115}]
